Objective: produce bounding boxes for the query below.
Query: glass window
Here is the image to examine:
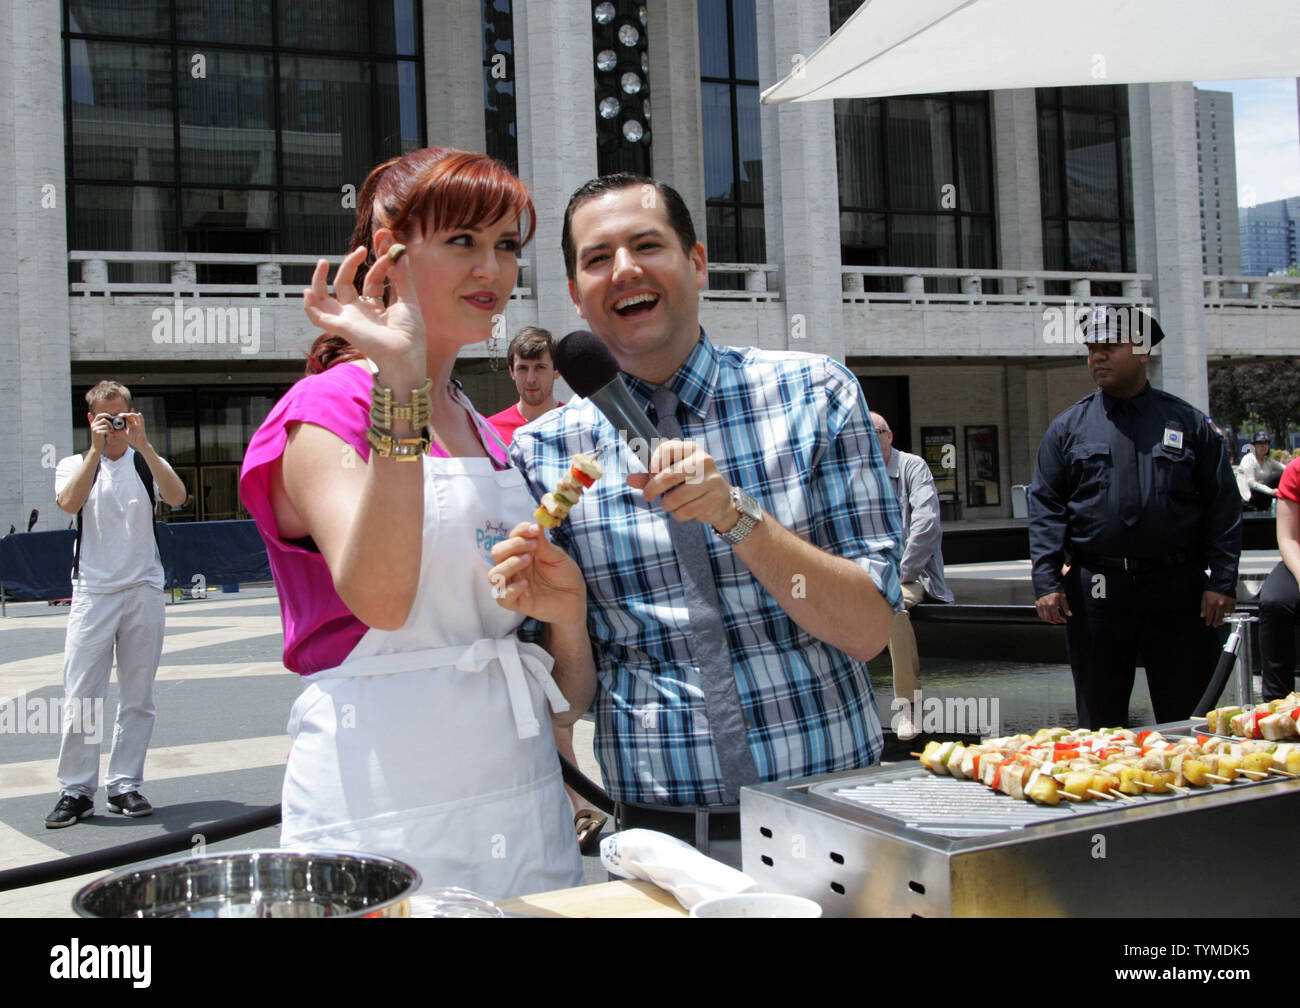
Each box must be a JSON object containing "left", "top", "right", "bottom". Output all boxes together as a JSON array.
[
  {"left": 835, "top": 91, "right": 995, "bottom": 271},
  {"left": 840, "top": 210, "right": 886, "bottom": 265},
  {"left": 176, "top": 0, "right": 272, "bottom": 46},
  {"left": 179, "top": 51, "right": 275, "bottom": 187},
  {"left": 66, "top": 4, "right": 425, "bottom": 257},
  {"left": 199, "top": 466, "right": 247, "bottom": 522},
  {"left": 483, "top": 0, "right": 518, "bottom": 174},
  {"left": 702, "top": 83, "right": 736, "bottom": 202},
  {"left": 698, "top": 0, "right": 730, "bottom": 78},
  {"left": 700, "top": 0, "right": 764, "bottom": 284},
  {"left": 78, "top": 385, "right": 292, "bottom": 522},
  {"left": 377, "top": 60, "right": 423, "bottom": 158},
  {"left": 891, "top": 214, "right": 957, "bottom": 268},
  {"left": 835, "top": 98, "right": 884, "bottom": 210},
  {"left": 279, "top": 2, "right": 372, "bottom": 52},
  {"left": 706, "top": 205, "right": 738, "bottom": 263},
  {"left": 1063, "top": 110, "right": 1117, "bottom": 219},
  {"left": 1037, "top": 86, "right": 1133, "bottom": 277},
  {"left": 954, "top": 99, "right": 992, "bottom": 212},
  {"left": 886, "top": 97, "right": 953, "bottom": 211},
  {"left": 71, "top": 43, "right": 176, "bottom": 183},
  {"left": 182, "top": 189, "right": 278, "bottom": 254},
  {"left": 735, "top": 85, "right": 763, "bottom": 202},
  {"left": 72, "top": 185, "right": 178, "bottom": 252},
  {"left": 279, "top": 57, "right": 372, "bottom": 188},
  {"left": 731, "top": 0, "right": 759, "bottom": 80},
  {"left": 68, "top": 0, "right": 170, "bottom": 38}
]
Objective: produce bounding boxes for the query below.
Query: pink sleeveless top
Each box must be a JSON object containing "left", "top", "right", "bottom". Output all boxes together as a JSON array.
[{"left": 239, "top": 362, "right": 509, "bottom": 674}]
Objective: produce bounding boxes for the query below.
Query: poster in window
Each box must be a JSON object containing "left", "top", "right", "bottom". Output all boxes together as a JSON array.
[
  {"left": 964, "top": 425, "right": 1000, "bottom": 507},
  {"left": 920, "top": 426, "right": 957, "bottom": 501}
]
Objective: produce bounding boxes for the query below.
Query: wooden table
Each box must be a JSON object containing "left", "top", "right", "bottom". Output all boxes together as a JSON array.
[{"left": 498, "top": 879, "right": 688, "bottom": 918}]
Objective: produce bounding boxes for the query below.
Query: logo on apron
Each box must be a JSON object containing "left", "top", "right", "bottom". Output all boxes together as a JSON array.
[{"left": 476, "top": 520, "right": 509, "bottom": 562}]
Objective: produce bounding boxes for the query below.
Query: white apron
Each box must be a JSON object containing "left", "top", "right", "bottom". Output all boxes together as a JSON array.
[{"left": 281, "top": 433, "right": 583, "bottom": 900}]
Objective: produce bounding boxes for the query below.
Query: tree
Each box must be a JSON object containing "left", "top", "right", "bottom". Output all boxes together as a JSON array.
[{"left": 1209, "top": 359, "right": 1300, "bottom": 448}]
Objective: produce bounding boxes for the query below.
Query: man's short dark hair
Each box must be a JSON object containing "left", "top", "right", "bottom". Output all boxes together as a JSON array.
[
  {"left": 561, "top": 172, "right": 697, "bottom": 280},
  {"left": 507, "top": 326, "right": 555, "bottom": 370}
]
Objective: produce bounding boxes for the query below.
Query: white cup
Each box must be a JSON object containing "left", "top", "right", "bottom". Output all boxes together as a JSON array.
[{"left": 690, "top": 893, "right": 823, "bottom": 918}]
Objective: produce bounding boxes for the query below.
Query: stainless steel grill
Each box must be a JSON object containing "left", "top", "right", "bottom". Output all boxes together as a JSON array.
[{"left": 740, "top": 723, "right": 1300, "bottom": 917}]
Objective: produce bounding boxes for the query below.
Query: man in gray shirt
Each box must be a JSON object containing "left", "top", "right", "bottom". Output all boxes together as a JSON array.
[{"left": 871, "top": 413, "right": 953, "bottom": 739}]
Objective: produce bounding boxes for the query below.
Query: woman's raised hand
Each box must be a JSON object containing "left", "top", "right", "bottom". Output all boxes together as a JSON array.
[
  {"left": 303, "top": 244, "right": 424, "bottom": 373},
  {"left": 489, "top": 522, "right": 587, "bottom": 628}
]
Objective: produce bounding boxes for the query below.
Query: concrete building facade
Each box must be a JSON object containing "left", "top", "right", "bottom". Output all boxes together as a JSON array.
[
  {"left": 2, "top": 0, "right": 1297, "bottom": 533},
  {"left": 1194, "top": 88, "right": 1242, "bottom": 277},
  {"left": 1240, "top": 197, "right": 1300, "bottom": 275}
]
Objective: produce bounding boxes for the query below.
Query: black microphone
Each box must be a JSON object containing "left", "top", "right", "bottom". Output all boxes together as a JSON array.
[{"left": 553, "top": 330, "right": 660, "bottom": 466}]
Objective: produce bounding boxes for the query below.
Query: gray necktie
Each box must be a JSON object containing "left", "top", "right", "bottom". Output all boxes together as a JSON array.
[{"left": 650, "top": 385, "right": 759, "bottom": 803}]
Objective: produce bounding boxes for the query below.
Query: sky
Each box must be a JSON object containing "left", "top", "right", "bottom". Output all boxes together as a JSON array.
[{"left": 1194, "top": 77, "right": 1300, "bottom": 208}]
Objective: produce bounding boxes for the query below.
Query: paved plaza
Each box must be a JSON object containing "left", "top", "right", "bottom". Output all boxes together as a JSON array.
[{"left": 0, "top": 553, "right": 1280, "bottom": 916}]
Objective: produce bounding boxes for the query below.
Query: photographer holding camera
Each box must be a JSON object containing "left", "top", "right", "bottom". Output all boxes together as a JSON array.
[{"left": 44, "top": 381, "right": 187, "bottom": 827}]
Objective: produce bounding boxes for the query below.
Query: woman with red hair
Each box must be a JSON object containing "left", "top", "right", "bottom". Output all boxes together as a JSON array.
[{"left": 240, "top": 149, "right": 589, "bottom": 898}]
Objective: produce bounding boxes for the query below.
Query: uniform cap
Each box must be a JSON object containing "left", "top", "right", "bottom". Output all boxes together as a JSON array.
[
  {"left": 1076, "top": 305, "right": 1165, "bottom": 348},
  {"left": 1251, "top": 431, "right": 1273, "bottom": 444}
]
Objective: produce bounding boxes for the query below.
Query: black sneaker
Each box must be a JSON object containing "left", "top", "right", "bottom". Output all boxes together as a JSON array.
[
  {"left": 45, "top": 794, "right": 93, "bottom": 829},
  {"left": 106, "top": 791, "right": 153, "bottom": 818}
]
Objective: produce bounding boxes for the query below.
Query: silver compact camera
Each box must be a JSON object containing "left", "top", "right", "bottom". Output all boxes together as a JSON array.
[{"left": 109, "top": 415, "right": 128, "bottom": 430}]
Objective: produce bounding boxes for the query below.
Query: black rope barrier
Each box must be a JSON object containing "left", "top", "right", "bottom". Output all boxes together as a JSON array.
[
  {"left": 559, "top": 754, "right": 615, "bottom": 815},
  {"left": 0, "top": 804, "right": 281, "bottom": 894}
]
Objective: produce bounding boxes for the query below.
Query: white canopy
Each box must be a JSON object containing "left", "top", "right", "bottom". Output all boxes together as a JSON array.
[{"left": 761, "top": 0, "right": 1300, "bottom": 104}]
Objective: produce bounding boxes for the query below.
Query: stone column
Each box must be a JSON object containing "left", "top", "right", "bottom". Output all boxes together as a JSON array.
[
  {"left": 1129, "top": 83, "right": 1209, "bottom": 412},
  {"left": 756, "top": 1, "right": 844, "bottom": 359},
  {"left": 646, "top": 0, "right": 705, "bottom": 233},
  {"left": 992, "top": 89, "right": 1043, "bottom": 275},
  {"left": 1004, "top": 364, "right": 1034, "bottom": 489},
  {"left": 513, "top": 1, "right": 599, "bottom": 336},
  {"left": 423, "top": 0, "right": 488, "bottom": 153},
  {"left": 3, "top": 1, "right": 72, "bottom": 531}
]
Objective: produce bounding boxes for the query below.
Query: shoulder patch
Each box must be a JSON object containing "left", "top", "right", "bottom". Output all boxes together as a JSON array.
[{"left": 1206, "top": 418, "right": 1226, "bottom": 440}]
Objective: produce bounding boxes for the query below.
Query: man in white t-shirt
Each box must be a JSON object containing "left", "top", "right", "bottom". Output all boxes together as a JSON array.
[{"left": 45, "top": 381, "right": 188, "bottom": 828}]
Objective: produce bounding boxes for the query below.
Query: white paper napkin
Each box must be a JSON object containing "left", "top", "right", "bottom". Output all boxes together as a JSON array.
[{"left": 600, "top": 828, "right": 761, "bottom": 911}]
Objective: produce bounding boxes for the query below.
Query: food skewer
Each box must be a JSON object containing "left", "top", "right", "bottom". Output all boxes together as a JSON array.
[
  {"left": 533, "top": 452, "right": 604, "bottom": 529},
  {"left": 918, "top": 721, "right": 1300, "bottom": 808}
]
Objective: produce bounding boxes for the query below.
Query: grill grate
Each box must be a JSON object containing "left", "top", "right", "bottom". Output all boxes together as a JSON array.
[{"left": 815, "top": 771, "right": 1139, "bottom": 837}]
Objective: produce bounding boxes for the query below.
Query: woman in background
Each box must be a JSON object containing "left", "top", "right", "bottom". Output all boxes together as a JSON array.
[
  {"left": 1259, "top": 456, "right": 1300, "bottom": 700},
  {"left": 239, "top": 148, "right": 591, "bottom": 898}
]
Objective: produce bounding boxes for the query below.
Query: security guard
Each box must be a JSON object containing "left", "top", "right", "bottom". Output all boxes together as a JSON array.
[{"left": 1028, "top": 306, "right": 1241, "bottom": 728}]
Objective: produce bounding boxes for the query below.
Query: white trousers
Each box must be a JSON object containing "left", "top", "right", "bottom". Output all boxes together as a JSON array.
[
  {"left": 56, "top": 583, "right": 165, "bottom": 799},
  {"left": 887, "top": 581, "right": 927, "bottom": 704}
]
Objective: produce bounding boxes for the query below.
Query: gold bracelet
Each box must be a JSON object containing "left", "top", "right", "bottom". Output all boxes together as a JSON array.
[
  {"left": 370, "top": 377, "right": 433, "bottom": 430},
  {"left": 366, "top": 424, "right": 431, "bottom": 460}
]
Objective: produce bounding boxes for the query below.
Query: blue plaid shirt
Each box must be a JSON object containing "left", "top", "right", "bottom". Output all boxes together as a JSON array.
[{"left": 511, "top": 333, "right": 903, "bottom": 806}]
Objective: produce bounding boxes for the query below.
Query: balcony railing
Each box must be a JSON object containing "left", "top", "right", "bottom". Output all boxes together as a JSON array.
[
  {"left": 68, "top": 251, "right": 534, "bottom": 301},
  {"left": 66, "top": 253, "right": 1300, "bottom": 312},
  {"left": 1204, "top": 274, "right": 1300, "bottom": 308},
  {"left": 702, "top": 263, "right": 780, "bottom": 302},
  {"left": 840, "top": 267, "right": 1152, "bottom": 306}
]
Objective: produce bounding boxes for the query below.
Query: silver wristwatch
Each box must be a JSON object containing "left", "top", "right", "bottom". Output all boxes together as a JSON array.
[{"left": 718, "top": 487, "right": 763, "bottom": 545}]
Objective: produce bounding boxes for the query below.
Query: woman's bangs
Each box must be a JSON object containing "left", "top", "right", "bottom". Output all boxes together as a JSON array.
[{"left": 416, "top": 154, "right": 535, "bottom": 246}]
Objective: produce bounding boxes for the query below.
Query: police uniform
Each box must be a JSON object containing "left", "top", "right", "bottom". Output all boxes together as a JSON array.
[{"left": 1028, "top": 310, "right": 1242, "bottom": 728}]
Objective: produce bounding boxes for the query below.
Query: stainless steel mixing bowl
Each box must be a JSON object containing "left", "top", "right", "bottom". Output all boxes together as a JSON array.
[{"left": 73, "top": 849, "right": 421, "bottom": 918}]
